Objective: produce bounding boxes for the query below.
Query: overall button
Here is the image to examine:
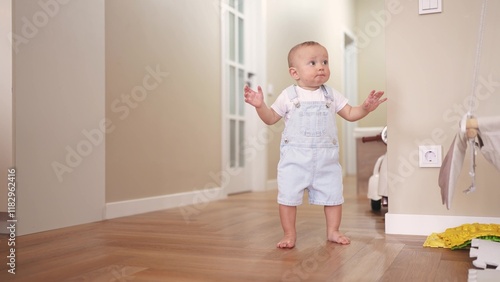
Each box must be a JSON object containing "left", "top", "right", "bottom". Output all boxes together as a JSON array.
[{"left": 332, "top": 139, "right": 337, "bottom": 145}]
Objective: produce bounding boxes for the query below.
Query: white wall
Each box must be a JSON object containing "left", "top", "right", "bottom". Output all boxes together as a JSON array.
[
  {"left": 0, "top": 0, "right": 12, "bottom": 213},
  {"left": 14, "top": 0, "right": 105, "bottom": 235}
]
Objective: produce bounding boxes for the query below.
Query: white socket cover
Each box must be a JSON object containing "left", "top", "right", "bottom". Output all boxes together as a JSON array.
[{"left": 419, "top": 145, "right": 442, "bottom": 167}]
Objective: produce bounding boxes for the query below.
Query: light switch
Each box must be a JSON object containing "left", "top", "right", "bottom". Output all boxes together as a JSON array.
[
  {"left": 422, "top": 0, "right": 430, "bottom": 10},
  {"left": 419, "top": 0, "right": 442, "bottom": 14},
  {"left": 430, "top": 0, "right": 439, "bottom": 9}
]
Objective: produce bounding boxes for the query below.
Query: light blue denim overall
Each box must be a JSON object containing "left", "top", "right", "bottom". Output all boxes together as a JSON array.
[{"left": 277, "top": 85, "right": 344, "bottom": 206}]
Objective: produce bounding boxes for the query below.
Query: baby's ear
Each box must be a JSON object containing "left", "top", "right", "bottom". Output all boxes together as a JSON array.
[{"left": 289, "top": 67, "right": 299, "bottom": 80}]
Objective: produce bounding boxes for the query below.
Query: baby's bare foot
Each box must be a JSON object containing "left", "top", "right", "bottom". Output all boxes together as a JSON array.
[
  {"left": 328, "top": 231, "right": 350, "bottom": 245},
  {"left": 276, "top": 234, "right": 296, "bottom": 249}
]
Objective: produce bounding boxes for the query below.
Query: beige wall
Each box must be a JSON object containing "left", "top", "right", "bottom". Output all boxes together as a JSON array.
[
  {"left": 356, "top": 0, "right": 387, "bottom": 127},
  {"left": 386, "top": 0, "right": 500, "bottom": 221},
  {"left": 265, "top": 0, "right": 356, "bottom": 180},
  {"left": 0, "top": 0, "right": 12, "bottom": 212},
  {"left": 105, "top": 0, "right": 221, "bottom": 202},
  {"left": 14, "top": 0, "right": 105, "bottom": 235},
  {"left": 12, "top": 0, "right": 222, "bottom": 234}
]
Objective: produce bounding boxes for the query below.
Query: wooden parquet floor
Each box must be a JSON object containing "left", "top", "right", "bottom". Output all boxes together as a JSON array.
[{"left": 0, "top": 177, "right": 473, "bottom": 281}]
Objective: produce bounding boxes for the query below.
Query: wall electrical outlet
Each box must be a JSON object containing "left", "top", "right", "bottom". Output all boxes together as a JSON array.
[{"left": 419, "top": 145, "right": 442, "bottom": 167}]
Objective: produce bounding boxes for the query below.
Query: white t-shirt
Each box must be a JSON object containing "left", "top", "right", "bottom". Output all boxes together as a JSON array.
[{"left": 271, "top": 85, "right": 349, "bottom": 124}]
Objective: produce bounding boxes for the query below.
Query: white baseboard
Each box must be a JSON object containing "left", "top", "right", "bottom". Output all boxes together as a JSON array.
[
  {"left": 105, "top": 187, "right": 226, "bottom": 220},
  {"left": 266, "top": 179, "right": 278, "bottom": 190},
  {"left": 385, "top": 213, "right": 500, "bottom": 236}
]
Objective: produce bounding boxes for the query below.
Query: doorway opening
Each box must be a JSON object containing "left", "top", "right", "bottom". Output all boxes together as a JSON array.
[{"left": 343, "top": 32, "right": 358, "bottom": 176}]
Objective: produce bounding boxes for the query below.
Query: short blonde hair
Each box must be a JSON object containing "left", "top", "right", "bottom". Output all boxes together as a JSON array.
[{"left": 287, "top": 41, "right": 322, "bottom": 67}]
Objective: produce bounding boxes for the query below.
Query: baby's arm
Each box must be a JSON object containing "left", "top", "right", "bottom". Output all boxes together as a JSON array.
[
  {"left": 338, "top": 90, "right": 386, "bottom": 122},
  {"left": 244, "top": 85, "right": 282, "bottom": 125}
]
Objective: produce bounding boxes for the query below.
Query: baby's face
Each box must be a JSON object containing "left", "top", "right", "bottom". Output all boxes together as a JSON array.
[{"left": 290, "top": 45, "right": 330, "bottom": 90}]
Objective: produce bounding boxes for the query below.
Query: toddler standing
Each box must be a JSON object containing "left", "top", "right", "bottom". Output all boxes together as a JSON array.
[{"left": 244, "top": 41, "right": 386, "bottom": 248}]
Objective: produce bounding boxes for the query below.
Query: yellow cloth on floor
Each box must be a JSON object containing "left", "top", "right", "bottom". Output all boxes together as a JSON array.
[{"left": 423, "top": 223, "right": 500, "bottom": 248}]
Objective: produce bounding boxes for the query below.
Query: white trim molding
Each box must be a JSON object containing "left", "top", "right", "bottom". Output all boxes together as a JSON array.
[
  {"left": 266, "top": 179, "right": 278, "bottom": 190},
  {"left": 385, "top": 213, "right": 500, "bottom": 236},
  {"left": 105, "top": 187, "right": 226, "bottom": 220}
]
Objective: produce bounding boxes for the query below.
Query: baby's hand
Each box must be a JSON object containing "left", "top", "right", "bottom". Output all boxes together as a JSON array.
[
  {"left": 362, "top": 90, "right": 386, "bottom": 112},
  {"left": 244, "top": 85, "right": 264, "bottom": 108}
]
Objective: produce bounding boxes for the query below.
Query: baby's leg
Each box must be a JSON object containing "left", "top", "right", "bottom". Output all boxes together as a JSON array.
[
  {"left": 324, "top": 205, "right": 350, "bottom": 245},
  {"left": 277, "top": 204, "right": 297, "bottom": 249}
]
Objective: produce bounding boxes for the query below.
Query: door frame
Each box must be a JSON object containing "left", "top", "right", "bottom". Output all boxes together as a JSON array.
[
  {"left": 343, "top": 30, "right": 358, "bottom": 175},
  {"left": 220, "top": 0, "right": 267, "bottom": 195},
  {"left": 0, "top": 0, "right": 13, "bottom": 214}
]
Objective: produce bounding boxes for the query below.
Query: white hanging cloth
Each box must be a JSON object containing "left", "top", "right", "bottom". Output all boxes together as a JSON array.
[
  {"left": 439, "top": 116, "right": 500, "bottom": 209},
  {"left": 476, "top": 116, "right": 500, "bottom": 171}
]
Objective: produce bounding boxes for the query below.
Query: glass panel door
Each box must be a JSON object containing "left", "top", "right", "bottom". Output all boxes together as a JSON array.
[{"left": 222, "top": 0, "right": 249, "bottom": 194}]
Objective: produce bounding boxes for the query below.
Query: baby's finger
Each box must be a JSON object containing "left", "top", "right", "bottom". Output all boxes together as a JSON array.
[
  {"left": 257, "top": 86, "right": 263, "bottom": 95},
  {"left": 371, "top": 90, "right": 383, "bottom": 98}
]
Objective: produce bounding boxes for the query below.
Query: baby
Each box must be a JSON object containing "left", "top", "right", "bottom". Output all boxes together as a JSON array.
[{"left": 244, "top": 41, "right": 386, "bottom": 248}]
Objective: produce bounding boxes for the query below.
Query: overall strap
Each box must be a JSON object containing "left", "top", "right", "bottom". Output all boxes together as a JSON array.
[
  {"left": 321, "top": 85, "right": 334, "bottom": 108},
  {"left": 287, "top": 85, "right": 334, "bottom": 108},
  {"left": 286, "top": 85, "right": 300, "bottom": 108}
]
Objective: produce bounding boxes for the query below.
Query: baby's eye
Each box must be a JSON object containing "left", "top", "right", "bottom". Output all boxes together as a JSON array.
[
  {"left": 322, "top": 60, "right": 328, "bottom": 65},
  {"left": 308, "top": 61, "right": 316, "bottom": 66}
]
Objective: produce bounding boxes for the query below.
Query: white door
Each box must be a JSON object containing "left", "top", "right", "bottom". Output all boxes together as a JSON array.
[{"left": 221, "top": 0, "right": 263, "bottom": 194}]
